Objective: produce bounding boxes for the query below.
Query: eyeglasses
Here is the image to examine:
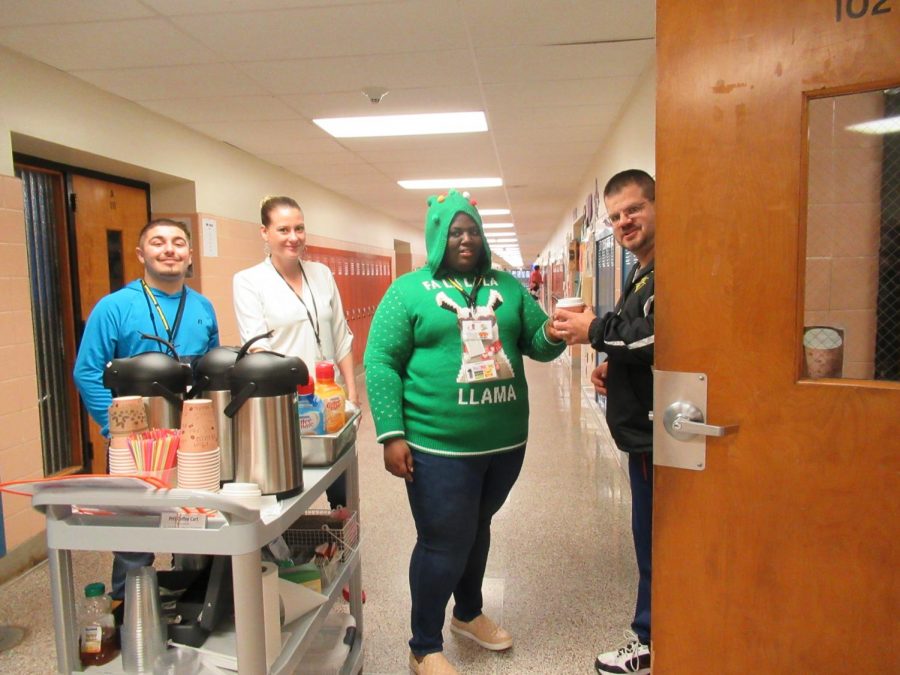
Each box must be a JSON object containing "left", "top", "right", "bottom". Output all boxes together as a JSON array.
[{"left": 605, "top": 201, "right": 649, "bottom": 226}]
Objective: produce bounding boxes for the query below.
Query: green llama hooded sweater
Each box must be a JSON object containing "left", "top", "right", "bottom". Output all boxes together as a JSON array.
[{"left": 364, "top": 190, "right": 566, "bottom": 456}]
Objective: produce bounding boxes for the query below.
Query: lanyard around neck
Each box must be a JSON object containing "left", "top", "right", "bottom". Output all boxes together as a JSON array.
[
  {"left": 272, "top": 260, "right": 322, "bottom": 353},
  {"left": 140, "top": 280, "right": 186, "bottom": 348},
  {"left": 447, "top": 276, "right": 484, "bottom": 310}
]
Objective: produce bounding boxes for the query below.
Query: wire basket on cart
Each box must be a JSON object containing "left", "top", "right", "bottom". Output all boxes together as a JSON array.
[{"left": 282, "top": 510, "right": 360, "bottom": 587}]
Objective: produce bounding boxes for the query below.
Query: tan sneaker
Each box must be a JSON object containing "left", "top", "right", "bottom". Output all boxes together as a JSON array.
[
  {"left": 408, "top": 651, "right": 460, "bottom": 674},
  {"left": 450, "top": 613, "right": 513, "bottom": 651}
]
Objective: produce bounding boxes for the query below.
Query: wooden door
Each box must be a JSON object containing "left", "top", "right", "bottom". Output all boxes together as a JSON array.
[
  {"left": 654, "top": 1, "right": 899, "bottom": 671},
  {"left": 71, "top": 174, "right": 149, "bottom": 473}
]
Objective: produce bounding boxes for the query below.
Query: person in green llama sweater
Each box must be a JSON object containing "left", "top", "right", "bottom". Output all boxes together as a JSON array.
[{"left": 364, "top": 189, "right": 566, "bottom": 675}]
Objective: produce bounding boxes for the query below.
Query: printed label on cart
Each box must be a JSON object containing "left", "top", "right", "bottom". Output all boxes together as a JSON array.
[{"left": 160, "top": 513, "right": 207, "bottom": 529}]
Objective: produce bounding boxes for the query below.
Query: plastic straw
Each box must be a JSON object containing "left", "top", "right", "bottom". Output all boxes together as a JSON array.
[{"left": 127, "top": 429, "right": 182, "bottom": 474}]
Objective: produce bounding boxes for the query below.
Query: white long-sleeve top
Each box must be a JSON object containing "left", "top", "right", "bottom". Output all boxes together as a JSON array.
[{"left": 233, "top": 258, "right": 353, "bottom": 382}]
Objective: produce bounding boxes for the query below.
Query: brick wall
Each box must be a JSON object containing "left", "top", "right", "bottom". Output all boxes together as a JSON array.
[{"left": 0, "top": 174, "right": 45, "bottom": 551}]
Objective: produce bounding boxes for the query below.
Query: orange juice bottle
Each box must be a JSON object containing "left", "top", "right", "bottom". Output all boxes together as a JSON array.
[{"left": 314, "top": 362, "right": 346, "bottom": 433}]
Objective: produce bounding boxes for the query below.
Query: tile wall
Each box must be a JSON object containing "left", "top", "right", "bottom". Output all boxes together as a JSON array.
[{"left": 0, "top": 175, "right": 45, "bottom": 551}]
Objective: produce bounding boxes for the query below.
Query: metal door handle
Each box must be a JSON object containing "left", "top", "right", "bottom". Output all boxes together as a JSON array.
[
  {"left": 671, "top": 416, "right": 737, "bottom": 437},
  {"left": 663, "top": 401, "right": 738, "bottom": 441}
]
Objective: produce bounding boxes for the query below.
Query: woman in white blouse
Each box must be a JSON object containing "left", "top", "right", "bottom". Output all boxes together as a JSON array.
[{"left": 233, "top": 195, "right": 358, "bottom": 505}]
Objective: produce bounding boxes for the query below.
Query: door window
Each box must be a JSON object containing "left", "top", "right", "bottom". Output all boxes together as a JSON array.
[{"left": 803, "top": 88, "right": 900, "bottom": 381}]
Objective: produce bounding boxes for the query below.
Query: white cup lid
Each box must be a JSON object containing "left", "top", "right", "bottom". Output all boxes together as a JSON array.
[
  {"left": 556, "top": 297, "right": 585, "bottom": 308},
  {"left": 222, "top": 482, "right": 262, "bottom": 495}
]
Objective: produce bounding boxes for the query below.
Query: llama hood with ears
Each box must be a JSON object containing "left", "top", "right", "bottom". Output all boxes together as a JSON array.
[{"left": 424, "top": 189, "right": 493, "bottom": 277}]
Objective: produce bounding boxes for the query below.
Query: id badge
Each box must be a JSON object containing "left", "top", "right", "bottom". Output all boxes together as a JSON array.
[
  {"left": 461, "top": 319, "right": 493, "bottom": 341},
  {"left": 464, "top": 359, "right": 499, "bottom": 382}
]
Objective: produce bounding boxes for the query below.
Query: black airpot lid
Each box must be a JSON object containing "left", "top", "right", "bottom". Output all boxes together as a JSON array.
[
  {"left": 103, "top": 351, "right": 192, "bottom": 396},
  {"left": 193, "top": 346, "right": 241, "bottom": 391},
  {"left": 227, "top": 352, "right": 309, "bottom": 397}
]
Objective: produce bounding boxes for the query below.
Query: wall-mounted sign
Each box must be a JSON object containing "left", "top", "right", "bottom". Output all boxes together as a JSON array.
[{"left": 201, "top": 217, "right": 218, "bottom": 258}]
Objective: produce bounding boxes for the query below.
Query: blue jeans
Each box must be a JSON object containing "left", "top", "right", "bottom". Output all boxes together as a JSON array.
[
  {"left": 405, "top": 446, "right": 525, "bottom": 656},
  {"left": 111, "top": 551, "right": 155, "bottom": 600},
  {"left": 628, "top": 452, "right": 653, "bottom": 644}
]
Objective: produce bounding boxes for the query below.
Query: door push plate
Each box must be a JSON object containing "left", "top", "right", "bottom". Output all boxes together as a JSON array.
[{"left": 653, "top": 370, "right": 738, "bottom": 471}]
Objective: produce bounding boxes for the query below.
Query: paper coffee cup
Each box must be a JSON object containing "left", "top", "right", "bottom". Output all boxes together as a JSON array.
[
  {"left": 556, "top": 297, "right": 586, "bottom": 313},
  {"left": 109, "top": 396, "right": 149, "bottom": 435},
  {"left": 179, "top": 399, "right": 219, "bottom": 453},
  {"left": 803, "top": 326, "right": 844, "bottom": 379}
]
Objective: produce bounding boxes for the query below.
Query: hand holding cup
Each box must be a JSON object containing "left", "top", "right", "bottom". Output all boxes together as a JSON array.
[{"left": 552, "top": 297, "right": 595, "bottom": 345}]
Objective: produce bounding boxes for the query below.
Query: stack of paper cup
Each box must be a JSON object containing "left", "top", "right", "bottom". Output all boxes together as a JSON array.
[
  {"left": 221, "top": 482, "right": 263, "bottom": 511},
  {"left": 177, "top": 399, "right": 220, "bottom": 491},
  {"left": 108, "top": 447, "right": 137, "bottom": 475},
  {"left": 108, "top": 396, "right": 148, "bottom": 475},
  {"left": 176, "top": 447, "right": 220, "bottom": 491}
]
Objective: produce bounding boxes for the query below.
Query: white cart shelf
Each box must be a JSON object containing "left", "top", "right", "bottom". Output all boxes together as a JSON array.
[{"left": 32, "top": 446, "right": 364, "bottom": 675}]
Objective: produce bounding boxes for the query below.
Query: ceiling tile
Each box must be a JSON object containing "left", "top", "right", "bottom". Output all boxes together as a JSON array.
[
  {"left": 375, "top": 156, "right": 501, "bottom": 179},
  {"left": 236, "top": 50, "right": 477, "bottom": 95},
  {"left": 461, "top": 0, "right": 655, "bottom": 47},
  {"left": 490, "top": 103, "right": 622, "bottom": 130},
  {"left": 490, "top": 124, "right": 607, "bottom": 144},
  {"left": 476, "top": 42, "right": 655, "bottom": 83},
  {"left": 0, "top": 18, "right": 219, "bottom": 69},
  {"left": 171, "top": 1, "right": 467, "bottom": 61},
  {"left": 143, "top": 0, "right": 401, "bottom": 15},
  {"left": 0, "top": 0, "right": 154, "bottom": 26},
  {"left": 72, "top": 63, "right": 269, "bottom": 100},
  {"left": 141, "top": 95, "right": 300, "bottom": 123},
  {"left": 188, "top": 119, "right": 341, "bottom": 154},
  {"left": 343, "top": 133, "right": 496, "bottom": 160},
  {"left": 281, "top": 84, "right": 484, "bottom": 118},
  {"left": 483, "top": 77, "right": 638, "bottom": 110},
  {"left": 257, "top": 148, "right": 365, "bottom": 169}
]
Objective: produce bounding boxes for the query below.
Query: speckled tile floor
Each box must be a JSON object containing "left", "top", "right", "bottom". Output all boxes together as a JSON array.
[{"left": 0, "top": 357, "right": 638, "bottom": 674}]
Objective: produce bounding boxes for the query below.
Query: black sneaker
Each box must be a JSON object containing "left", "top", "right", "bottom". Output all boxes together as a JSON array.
[{"left": 594, "top": 631, "right": 650, "bottom": 674}]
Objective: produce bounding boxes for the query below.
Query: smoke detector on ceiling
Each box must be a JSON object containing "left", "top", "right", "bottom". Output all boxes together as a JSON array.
[{"left": 361, "top": 86, "right": 389, "bottom": 104}]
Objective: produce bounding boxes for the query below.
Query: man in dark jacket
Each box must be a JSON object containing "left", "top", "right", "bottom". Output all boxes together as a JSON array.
[{"left": 553, "top": 169, "right": 655, "bottom": 675}]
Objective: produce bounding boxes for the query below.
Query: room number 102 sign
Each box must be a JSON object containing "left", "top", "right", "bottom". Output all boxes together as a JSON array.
[{"left": 835, "top": 0, "right": 892, "bottom": 21}]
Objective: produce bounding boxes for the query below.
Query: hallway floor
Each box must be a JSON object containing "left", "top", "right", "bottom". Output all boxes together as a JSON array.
[{"left": 0, "top": 357, "right": 639, "bottom": 674}]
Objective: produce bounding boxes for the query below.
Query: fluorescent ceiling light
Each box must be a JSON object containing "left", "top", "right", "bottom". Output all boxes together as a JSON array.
[
  {"left": 482, "top": 223, "right": 515, "bottom": 229},
  {"left": 846, "top": 115, "right": 900, "bottom": 135},
  {"left": 487, "top": 237, "right": 517, "bottom": 242},
  {"left": 479, "top": 208, "right": 510, "bottom": 216},
  {"left": 314, "top": 111, "right": 487, "bottom": 138},
  {"left": 398, "top": 177, "right": 502, "bottom": 190}
]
